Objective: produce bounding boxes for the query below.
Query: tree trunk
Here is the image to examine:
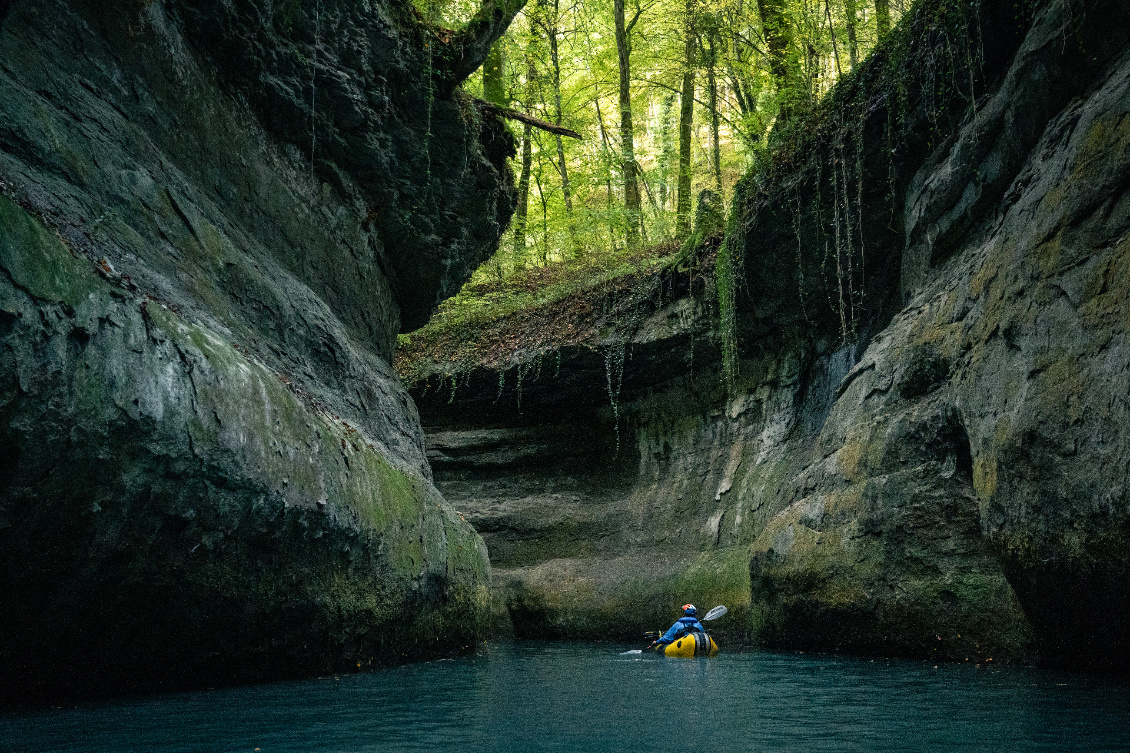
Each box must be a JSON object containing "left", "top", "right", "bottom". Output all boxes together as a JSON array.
[
  {"left": 726, "top": 21, "right": 765, "bottom": 147},
  {"left": 706, "top": 31, "right": 723, "bottom": 198},
  {"left": 554, "top": 131, "right": 571, "bottom": 214},
  {"left": 726, "top": 6, "right": 757, "bottom": 119},
  {"left": 483, "top": 41, "right": 507, "bottom": 105},
  {"left": 845, "top": 0, "right": 859, "bottom": 67},
  {"left": 513, "top": 18, "right": 539, "bottom": 261},
  {"left": 825, "top": 0, "right": 843, "bottom": 77},
  {"left": 756, "top": 0, "right": 798, "bottom": 122},
  {"left": 875, "top": 0, "right": 890, "bottom": 37},
  {"left": 594, "top": 96, "right": 621, "bottom": 256},
  {"left": 729, "top": 58, "right": 750, "bottom": 115},
  {"left": 546, "top": 0, "right": 572, "bottom": 214},
  {"left": 658, "top": 94, "right": 676, "bottom": 212},
  {"left": 513, "top": 122, "right": 533, "bottom": 258},
  {"left": 546, "top": 0, "right": 579, "bottom": 255},
  {"left": 675, "top": 0, "right": 697, "bottom": 239},
  {"left": 614, "top": 0, "right": 642, "bottom": 250},
  {"left": 533, "top": 160, "right": 549, "bottom": 265}
]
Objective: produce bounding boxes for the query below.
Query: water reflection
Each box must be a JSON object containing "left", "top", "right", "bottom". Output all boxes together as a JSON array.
[{"left": 3, "top": 642, "right": 1130, "bottom": 752}]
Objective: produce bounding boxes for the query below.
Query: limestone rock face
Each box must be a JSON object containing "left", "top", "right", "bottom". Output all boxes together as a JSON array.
[
  {"left": 739, "top": 0, "right": 1130, "bottom": 672},
  {"left": 0, "top": 0, "right": 509, "bottom": 700},
  {"left": 405, "top": 0, "right": 1130, "bottom": 671},
  {"left": 414, "top": 271, "right": 764, "bottom": 643}
]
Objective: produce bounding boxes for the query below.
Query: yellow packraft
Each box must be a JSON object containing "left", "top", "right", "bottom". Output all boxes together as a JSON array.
[{"left": 656, "top": 631, "right": 718, "bottom": 657}]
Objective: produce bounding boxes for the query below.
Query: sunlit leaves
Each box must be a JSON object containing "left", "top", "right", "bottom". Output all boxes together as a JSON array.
[{"left": 420, "top": 0, "right": 906, "bottom": 287}]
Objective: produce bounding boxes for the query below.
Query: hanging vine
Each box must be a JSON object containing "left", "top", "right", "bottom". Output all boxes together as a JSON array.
[
  {"left": 309, "top": 0, "right": 321, "bottom": 182},
  {"left": 603, "top": 342, "right": 626, "bottom": 455},
  {"left": 716, "top": 223, "right": 740, "bottom": 394},
  {"left": 714, "top": 0, "right": 1004, "bottom": 369}
]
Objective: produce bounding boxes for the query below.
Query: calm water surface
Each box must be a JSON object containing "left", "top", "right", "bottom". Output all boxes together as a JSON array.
[{"left": 4, "top": 641, "right": 1130, "bottom": 752}]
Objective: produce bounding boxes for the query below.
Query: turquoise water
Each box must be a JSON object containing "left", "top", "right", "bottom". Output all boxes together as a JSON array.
[{"left": 3, "top": 641, "right": 1130, "bottom": 752}]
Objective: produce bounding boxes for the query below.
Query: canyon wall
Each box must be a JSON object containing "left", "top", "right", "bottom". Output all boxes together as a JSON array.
[
  {"left": 0, "top": 0, "right": 514, "bottom": 700},
  {"left": 407, "top": 0, "right": 1130, "bottom": 671}
]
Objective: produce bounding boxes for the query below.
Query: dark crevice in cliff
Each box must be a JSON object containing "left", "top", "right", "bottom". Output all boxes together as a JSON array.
[{"left": 1008, "top": 562, "right": 1130, "bottom": 675}]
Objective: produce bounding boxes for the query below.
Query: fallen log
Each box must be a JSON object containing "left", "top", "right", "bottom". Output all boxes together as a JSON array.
[{"left": 474, "top": 98, "right": 583, "bottom": 139}]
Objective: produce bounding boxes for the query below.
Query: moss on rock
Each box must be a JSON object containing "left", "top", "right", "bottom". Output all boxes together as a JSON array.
[{"left": 0, "top": 0, "right": 502, "bottom": 693}]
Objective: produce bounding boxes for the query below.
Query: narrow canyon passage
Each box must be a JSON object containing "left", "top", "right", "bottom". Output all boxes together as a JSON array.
[{"left": 1, "top": 0, "right": 1129, "bottom": 738}]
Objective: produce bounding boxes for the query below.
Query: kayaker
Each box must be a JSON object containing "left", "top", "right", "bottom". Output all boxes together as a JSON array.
[{"left": 652, "top": 604, "right": 706, "bottom": 648}]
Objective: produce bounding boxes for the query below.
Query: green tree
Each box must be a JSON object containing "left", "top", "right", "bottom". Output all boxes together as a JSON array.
[
  {"left": 614, "top": 0, "right": 644, "bottom": 249},
  {"left": 418, "top": 0, "right": 905, "bottom": 282},
  {"left": 675, "top": 0, "right": 697, "bottom": 239}
]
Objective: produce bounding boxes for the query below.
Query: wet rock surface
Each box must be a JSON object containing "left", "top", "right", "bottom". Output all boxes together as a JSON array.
[
  {"left": 408, "top": 0, "right": 1130, "bottom": 671},
  {"left": 0, "top": 0, "right": 512, "bottom": 701},
  {"left": 738, "top": 0, "right": 1130, "bottom": 672}
]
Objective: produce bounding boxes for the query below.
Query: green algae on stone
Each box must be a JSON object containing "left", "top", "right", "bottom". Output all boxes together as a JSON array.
[
  {"left": 0, "top": 196, "right": 492, "bottom": 702},
  {"left": 0, "top": 196, "right": 100, "bottom": 307}
]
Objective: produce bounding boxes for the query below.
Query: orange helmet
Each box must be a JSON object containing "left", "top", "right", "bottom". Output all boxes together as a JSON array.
[{"left": 682, "top": 604, "right": 697, "bottom": 616}]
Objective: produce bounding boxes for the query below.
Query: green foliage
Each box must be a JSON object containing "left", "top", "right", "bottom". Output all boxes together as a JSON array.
[
  {"left": 400, "top": 0, "right": 1022, "bottom": 392},
  {"left": 715, "top": 237, "right": 739, "bottom": 392},
  {"left": 715, "top": 191, "right": 742, "bottom": 393},
  {"left": 454, "top": 0, "right": 906, "bottom": 275},
  {"left": 394, "top": 243, "right": 678, "bottom": 384},
  {"left": 713, "top": 0, "right": 1014, "bottom": 362},
  {"left": 398, "top": 0, "right": 911, "bottom": 376}
]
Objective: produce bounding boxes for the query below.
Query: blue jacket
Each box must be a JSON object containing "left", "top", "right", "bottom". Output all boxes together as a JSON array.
[{"left": 656, "top": 615, "right": 706, "bottom": 645}]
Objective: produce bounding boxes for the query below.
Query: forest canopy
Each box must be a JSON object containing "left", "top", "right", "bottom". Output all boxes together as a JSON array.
[{"left": 409, "top": 0, "right": 906, "bottom": 336}]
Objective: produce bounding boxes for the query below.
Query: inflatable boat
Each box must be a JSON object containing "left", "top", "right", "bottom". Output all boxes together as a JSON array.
[
  {"left": 640, "top": 605, "right": 727, "bottom": 657},
  {"left": 654, "top": 631, "right": 719, "bottom": 657}
]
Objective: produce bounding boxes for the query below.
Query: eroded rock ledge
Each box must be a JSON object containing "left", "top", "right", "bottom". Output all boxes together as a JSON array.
[
  {"left": 0, "top": 0, "right": 514, "bottom": 701},
  {"left": 405, "top": 0, "right": 1130, "bottom": 672}
]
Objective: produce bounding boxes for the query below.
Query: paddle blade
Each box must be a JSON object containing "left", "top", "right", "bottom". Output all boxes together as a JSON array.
[
  {"left": 620, "top": 649, "right": 644, "bottom": 655},
  {"left": 702, "top": 605, "right": 728, "bottom": 621}
]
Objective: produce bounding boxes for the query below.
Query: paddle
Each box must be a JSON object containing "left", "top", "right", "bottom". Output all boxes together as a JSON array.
[
  {"left": 702, "top": 605, "right": 728, "bottom": 622},
  {"left": 620, "top": 606, "right": 728, "bottom": 655}
]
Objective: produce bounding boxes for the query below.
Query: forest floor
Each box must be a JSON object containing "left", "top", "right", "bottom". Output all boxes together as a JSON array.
[{"left": 393, "top": 237, "right": 719, "bottom": 383}]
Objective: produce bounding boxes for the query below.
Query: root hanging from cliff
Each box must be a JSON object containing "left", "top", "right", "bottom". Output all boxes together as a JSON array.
[
  {"left": 831, "top": 151, "right": 849, "bottom": 337},
  {"left": 716, "top": 233, "right": 740, "bottom": 394},
  {"left": 792, "top": 185, "right": 814, "bottom": 326},
  {"left": 447, "top": 372, "right": 461, "bottom": 404},
  {"left": 309, "top": 0, "right": 320, "bottom": 180},
  {"left": 604, "top": 343, "right": 626, "bottom": 455}
]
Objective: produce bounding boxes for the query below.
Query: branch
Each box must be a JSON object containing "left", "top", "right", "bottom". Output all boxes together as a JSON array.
[
  {"left": 436, "top": 0, "right": 530, "bottom": 90},
  {"left": 635, "top": 77, "right": 743, "bottom": 132},
  {"left": 626, "top": 4, "right": 644, "bottom": 36},
  {"left": 629, "top": 0, "right": 664, "bottom": 32},
  {"left": 475, "top": 99, "right": 583, "bottom": 139}
]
